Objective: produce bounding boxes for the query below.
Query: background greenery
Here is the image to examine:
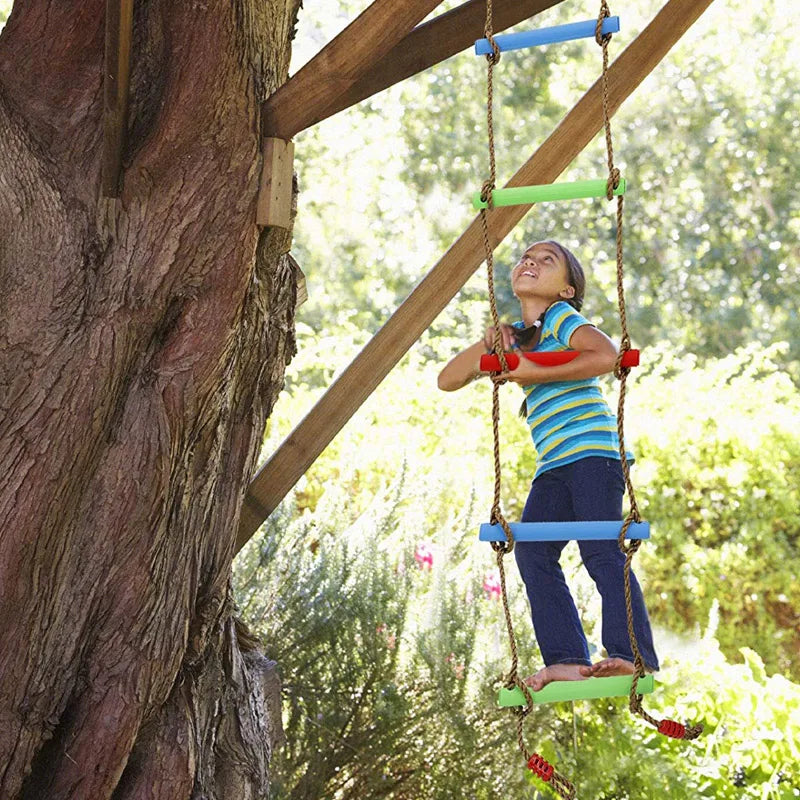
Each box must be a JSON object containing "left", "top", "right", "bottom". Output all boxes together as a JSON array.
[{"left": 233, "top": 0, "right": 799, "bottom": 797}]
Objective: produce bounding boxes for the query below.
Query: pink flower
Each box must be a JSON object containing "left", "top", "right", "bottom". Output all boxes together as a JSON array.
[
  {"left": 483, "top": 569, "right": 502, "bottom": 600},
  {"left": 414, "top": 542, "right": 433, "bottom": 570}
]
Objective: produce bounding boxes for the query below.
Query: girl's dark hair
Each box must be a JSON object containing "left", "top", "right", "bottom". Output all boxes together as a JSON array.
[
  {"left": 543, "top": 239, "right": 585, "bottom": 311},
  {"left": 516, "top": 241, "right": 587, "bottom": 418}
]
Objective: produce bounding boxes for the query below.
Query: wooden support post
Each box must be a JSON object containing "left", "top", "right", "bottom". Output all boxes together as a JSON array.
[
  {"left": 257, "top": 138, "right": 295, "bottom": 229},
  {"left": 236, "top": 0, "right": 717, "bottom": 553},
  {"left": 281, "top": 0, "right": 565, "bottom": 134},
  {"left": 289, "top": 254, "right": 308, "bottom": 309},
  {"left": 262, "top": 0, "right": 445, "bottom": 140},
  {"left": 102, "top": 0, "right": 134, "bottom": 197}
]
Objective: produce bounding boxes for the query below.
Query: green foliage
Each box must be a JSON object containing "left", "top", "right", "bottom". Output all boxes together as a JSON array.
[
  {"left": 235, "top": 471, "right": 534, "bottom": 799},
  {"left": 628, "top": 344, "right": 800, "bottom": 675},
  {"left": 290, "top": 0, "right": 800, "bottom": 365},
  {"left": 569, "top": 630, "right": 800, "bottom": 799},
  {"left": 236, "top": 335, "right": 800, "bottom": 798},
  {"left": 0, "top": 1, "right": 12, "bottom": 27}
]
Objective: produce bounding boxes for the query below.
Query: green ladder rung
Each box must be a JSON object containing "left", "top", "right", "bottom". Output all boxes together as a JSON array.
[
  {"left": 498, "top": 674, "right": 655, "bottom": 706},
  {"left": 472, "top": 178, "right": 626, "bottom": 210}
]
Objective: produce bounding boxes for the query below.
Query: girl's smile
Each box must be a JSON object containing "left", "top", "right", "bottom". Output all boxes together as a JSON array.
[{"left": 511, "top": 243, "right": 571, "bottom": 297}]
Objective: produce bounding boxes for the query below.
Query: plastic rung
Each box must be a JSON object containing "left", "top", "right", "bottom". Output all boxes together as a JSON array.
[
  {"left": 472, "top": 178, "right": 625, "bottom": 210},
  {"left": 475, "top": 16, "right": 620, "bottom": 55},
  {"left": 479, "top": 520, "right": 650, "bottom": 542},
  {"left": 480, "top": 349, "right": 639, "bottom": 372},
  {"left": 499, "top": 674, "right": 655, "bottom": 706}
]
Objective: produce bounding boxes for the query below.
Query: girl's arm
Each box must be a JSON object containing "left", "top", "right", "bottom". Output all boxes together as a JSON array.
[
  {"left": 495, "top": 324, "right": 619, "bottom": 385},
  {"left": 437, "top": 341, "right": 486, "bottom": 391},
  {"left": 438, "top": 325, "right": 518, "bottom": 392}
]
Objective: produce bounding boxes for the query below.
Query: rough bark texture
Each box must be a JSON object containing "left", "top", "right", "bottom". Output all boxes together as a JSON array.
[{"left": 0, "top": 0, "right": 301, "bottom": 796}]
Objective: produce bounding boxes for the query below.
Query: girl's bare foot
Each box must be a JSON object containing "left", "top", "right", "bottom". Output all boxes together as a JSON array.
[
  {"left": 585, "top": 657, "right": 636, "bottom": 677},
  {"left": 524, "top": 663, "right": 591, "bottom": 692}
]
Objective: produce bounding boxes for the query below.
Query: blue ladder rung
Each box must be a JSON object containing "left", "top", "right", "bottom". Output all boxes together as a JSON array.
[
  {"left": 479, "top": 520, "right": 650, "bottom": 542},
  {"left": 474, "top": 16, "right": 620, "bottom": 55}
]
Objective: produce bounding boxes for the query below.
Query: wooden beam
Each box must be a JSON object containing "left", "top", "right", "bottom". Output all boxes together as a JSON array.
[
  {"left": 262, "top": 0, "right": 446, "bottom": 140},
  {"left": 237, "top": 0, "right": 717, "bottom": 552},
  {"left": 256, "top": 138, "right": 295, "bottom": 228},
  {"left": 290, "top": 254, "right": 308, "bottom": 309},
  {"left": 102, "top": 0, "right": 134, "bottom": 197},
  {"left": 296, "top": 0, "right": 565, "bottom": 130}
]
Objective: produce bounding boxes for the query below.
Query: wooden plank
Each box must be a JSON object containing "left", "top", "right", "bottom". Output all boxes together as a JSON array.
[
  {"left": 305, "top": 0, "right": 565, "bottom": 129},
  {"left": 262, "top": 0, "right": 446, "bottom": 140},
  {"left": 256, "top": 138, "right": 295, "bottom": 228},
  {"left": 237, "top": 0, "right": 717, "bottom": 552},
  {"left": 290, "top": 254, "right": 308, "bottom": 309},
  {"left": 102, "top": 0, "right": 134, "bottom": 197}
]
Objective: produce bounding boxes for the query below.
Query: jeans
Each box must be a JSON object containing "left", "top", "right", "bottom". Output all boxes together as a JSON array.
[{"left": 514, "top": 456, "right": 660, "bottom": 670}]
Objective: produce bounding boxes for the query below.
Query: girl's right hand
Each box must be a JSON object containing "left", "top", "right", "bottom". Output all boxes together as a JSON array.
[{"left": 483, "top": 324, "right": 517, "bottom": 353}]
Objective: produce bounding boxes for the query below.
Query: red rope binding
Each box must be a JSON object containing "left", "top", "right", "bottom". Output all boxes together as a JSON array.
[
  {"left": 658, "top": 719, "right": 687, "bottom": 739},
  {"left": 527, "top": 753, "right": 555, "bottom": 782}
]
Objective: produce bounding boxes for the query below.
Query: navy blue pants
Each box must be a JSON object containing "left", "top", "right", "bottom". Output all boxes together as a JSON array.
[{"left": 514, "top": 457, "right": 659, "bottom": 670}]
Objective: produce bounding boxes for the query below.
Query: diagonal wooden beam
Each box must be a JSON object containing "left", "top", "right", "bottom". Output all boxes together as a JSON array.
[
  {"left": 262, "top": 0, "right": 445, "bottom": 140},
  {"left": 237, "top": 0, "right": 717, "bottom": 553},
  {"left": 102, "top": 0, "right": 134, "bottom": 197},
  {"left": 287, "top": 0, "right": 566, "bottom": 132}
]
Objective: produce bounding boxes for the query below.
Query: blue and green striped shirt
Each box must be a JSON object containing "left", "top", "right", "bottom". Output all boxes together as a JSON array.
[{"left": 515, "top": 302, "right": 631, "bottom": 478}]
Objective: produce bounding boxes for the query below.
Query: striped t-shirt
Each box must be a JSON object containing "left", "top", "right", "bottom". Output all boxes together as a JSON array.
[{"left": 515, "top": 301, "right": 631, "bottom": 478}]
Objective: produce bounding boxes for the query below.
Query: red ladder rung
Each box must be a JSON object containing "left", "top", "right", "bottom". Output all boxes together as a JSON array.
[{"left": 480, "top": 349, "right": 639, "bottom": 371}]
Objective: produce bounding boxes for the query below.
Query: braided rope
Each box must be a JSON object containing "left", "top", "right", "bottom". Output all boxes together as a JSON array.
[
  {"left": 596, "top": 1, "right": 703, "bottom": 742},
  {"left": 478, "top": 1, "right": 575, "bottom": 796}
]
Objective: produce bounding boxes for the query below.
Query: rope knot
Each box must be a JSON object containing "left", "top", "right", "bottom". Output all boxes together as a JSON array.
[
  {"left": 595, "top": 1, "right": 612, "bottom": 45},
  {"left": 484, "top": 30, "right": 502, "bottom": 64},
  {"left": 490, "top": 512, "right": 514, "bottom": 554},
  {"left": 614, "top": 349, "right": 631, "bottom": 380},
  {"left": 527, "top": 754, "right": 554, "bottom": 782},
  {"left": 510, "top": 675, "right": 534, "bottom": 717},
  {"left": 606, "top": 166, "right": 621, "bottom": 199},
  {"left": 480, "top": 179, "right": 495, "bottom": 208},
  {"left": 618, "top": 516, "right": 642, "bottom": 555}
]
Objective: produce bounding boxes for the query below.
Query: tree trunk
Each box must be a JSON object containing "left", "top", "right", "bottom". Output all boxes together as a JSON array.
[{"left": 0, "top": 0, "right": 300, "bottom": 796}]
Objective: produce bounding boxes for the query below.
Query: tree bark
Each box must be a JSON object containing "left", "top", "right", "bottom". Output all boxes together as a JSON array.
[{"left": 0, "top": 0, "right": 300, "bottom": 796}]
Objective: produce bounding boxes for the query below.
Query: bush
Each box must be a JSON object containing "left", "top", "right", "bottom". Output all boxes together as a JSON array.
[{"left": 236, "top": 338, "right": 800, "bottom": 798}]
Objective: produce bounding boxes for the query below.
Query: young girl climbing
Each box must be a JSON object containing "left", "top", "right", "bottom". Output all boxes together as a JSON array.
[{"left": 437, "top": 239, "right": 659, "bottom": 690}]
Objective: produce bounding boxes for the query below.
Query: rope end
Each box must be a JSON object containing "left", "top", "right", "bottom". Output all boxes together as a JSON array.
[
  {"left": 658, "top": 718, "right": 703, "bottom": 740},
  {"left": 527, "top": 753, "right": 554, "bottom": 782}
]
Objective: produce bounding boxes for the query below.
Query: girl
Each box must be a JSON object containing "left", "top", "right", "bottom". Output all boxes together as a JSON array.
[{"left": 438, "top": 240, "right": 659, "bottom": 690}]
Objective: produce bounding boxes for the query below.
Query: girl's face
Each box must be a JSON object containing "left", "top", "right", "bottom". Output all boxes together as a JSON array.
[{"left": 511, "top": 242, "right": 576, "bottom": 302}]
